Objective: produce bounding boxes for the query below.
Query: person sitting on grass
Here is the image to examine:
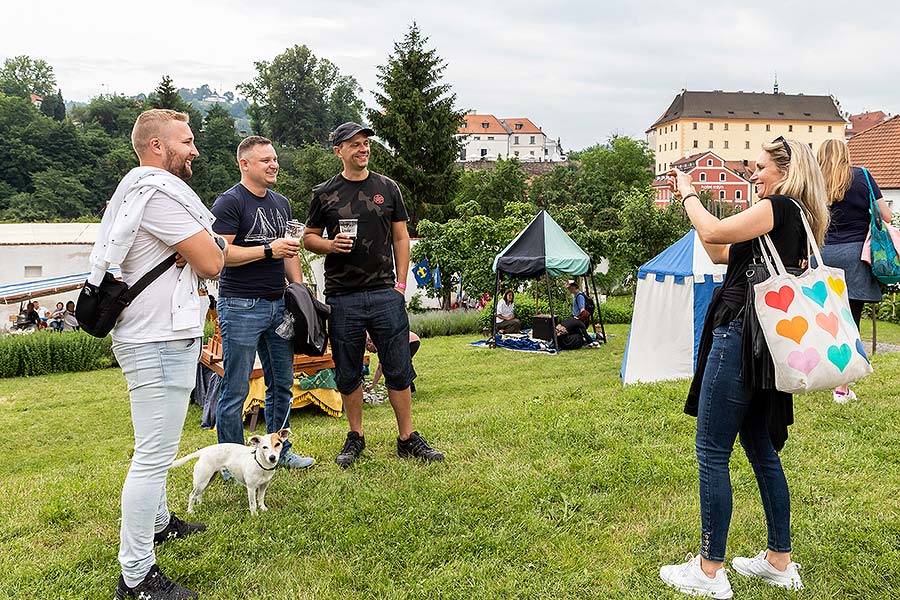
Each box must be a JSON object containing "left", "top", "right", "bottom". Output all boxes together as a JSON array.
[
  {"left": 49, "top": 302, "right": 66, "bottom": 332},
  {"left": 495, "top": 289, "right": 522, "bottom": 334},
  {"left": 63, "top": 300, "right": 79, "bottom": 331}
]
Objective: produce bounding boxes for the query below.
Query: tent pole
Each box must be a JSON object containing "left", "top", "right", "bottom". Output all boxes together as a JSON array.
[
  {"left": 587, "top": 261, "right": 607, "bottom": 342},
  {"left": 547, "top": 273, "right": 559, "bottom": 350},
  {"left": 490, "top": 272, "right": 501, "bottom": 348}
]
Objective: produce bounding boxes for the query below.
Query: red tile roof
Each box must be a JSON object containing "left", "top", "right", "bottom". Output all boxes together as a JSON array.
[
  {"left": 459, "top": 114, "right": 508, "bottom": 135},
  {"left": 29, "top": 93, "right": 42, "bottom": 103},
  {"left": 724, "top": 160, "right": 756, "bottom": 180},
  {"left": 848, "top": 115, "right": 900, "bottom": 189},
  {"left": 847, "top": 111, "right": 888, "bottom": 136},
  {"left": 502, "top": 118, "right": 542, "bottom": 134}
]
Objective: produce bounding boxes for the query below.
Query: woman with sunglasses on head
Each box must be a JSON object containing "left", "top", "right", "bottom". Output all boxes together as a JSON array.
[
  {"left": 817, "top": 138, "right": 892, "bottom": 403},
  {"left": 659, "top": 137, "right": 828, "bottom": 598}
]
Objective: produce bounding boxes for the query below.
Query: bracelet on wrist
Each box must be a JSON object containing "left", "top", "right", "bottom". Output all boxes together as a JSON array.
[
  {"left": 395, "top": 282, "right": 407, "bottom": 290},
  {"left": 681, "top": 192, "right": 699, "bottom": 205}
]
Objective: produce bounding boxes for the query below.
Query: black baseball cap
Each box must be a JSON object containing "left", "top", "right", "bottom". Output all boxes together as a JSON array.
[{"left": 330, "top": 122, "right": 375, "bottom": 146}]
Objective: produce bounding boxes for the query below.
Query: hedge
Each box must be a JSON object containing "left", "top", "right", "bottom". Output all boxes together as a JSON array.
[{"left": 0, "top": 330, "right": 114, "bottom": 378}]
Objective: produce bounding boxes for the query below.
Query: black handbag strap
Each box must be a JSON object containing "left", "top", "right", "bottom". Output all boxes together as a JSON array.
[{"left": 121, "top": 254, "right": 178, "bottom": 304}]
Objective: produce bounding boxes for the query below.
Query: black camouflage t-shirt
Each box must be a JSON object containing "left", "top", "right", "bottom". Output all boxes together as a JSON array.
[{"left": 306, "top": 172, "right": 408, "bottom": 295}]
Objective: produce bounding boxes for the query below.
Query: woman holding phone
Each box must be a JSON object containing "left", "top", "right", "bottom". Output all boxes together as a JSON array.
[{"left": 658, "top": 138, "right": 828, "bottom": 598}]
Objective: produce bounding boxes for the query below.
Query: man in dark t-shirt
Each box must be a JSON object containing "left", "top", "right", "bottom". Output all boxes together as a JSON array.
[
  {"left": 211, "top": 135, "right": 313, "bottom": 470},
  {"left": 304, "top": 122, "right": 444, "bottom": 468}
]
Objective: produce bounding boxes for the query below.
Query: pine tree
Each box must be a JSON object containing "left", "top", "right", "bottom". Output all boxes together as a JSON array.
[
  {"left": 153, "top": 75, "right": 180, "bottom": 110},
  {"left": 40, "top": 89, "right": 66, "bottom": 121},
  {"left": 368, "top": 23, "right": 464, "bottom": 231}
]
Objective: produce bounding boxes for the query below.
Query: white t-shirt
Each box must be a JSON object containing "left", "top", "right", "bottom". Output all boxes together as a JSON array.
[
  {"left": 113, "top": 191, "right": 205, "bottom": 343},
  {"left": 496, "top": 298, "right": 515, "bottom": 322}
]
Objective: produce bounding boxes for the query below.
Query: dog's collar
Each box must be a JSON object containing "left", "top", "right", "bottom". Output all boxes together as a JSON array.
[{"left": 252, "top": 449, "right": 277, "bottom": 471}]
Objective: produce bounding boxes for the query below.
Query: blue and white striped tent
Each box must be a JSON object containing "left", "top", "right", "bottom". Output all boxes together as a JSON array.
[
  {"left": 0, "top": 270, "right": 119, "bottom": 305},
  {"left": 621, "top": 229, "right": 727, "bottom": 385}
]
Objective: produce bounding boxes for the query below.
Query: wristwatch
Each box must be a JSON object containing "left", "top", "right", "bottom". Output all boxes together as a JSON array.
[
  {"left": 213, "top": 235, "right": 227, "bottom": 252},
  {"left": 263, "top": 242, "right": 273, "bottom": 259}
]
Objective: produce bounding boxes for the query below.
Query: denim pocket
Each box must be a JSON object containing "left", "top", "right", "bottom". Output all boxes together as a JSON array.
[{"left": 224, "top": 297, "right": 257, "bottom": 311}]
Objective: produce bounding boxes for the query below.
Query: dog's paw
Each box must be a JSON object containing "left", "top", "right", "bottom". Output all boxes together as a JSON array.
[{"left": 259, "top": 505, "right": 268, "bottom": 512}]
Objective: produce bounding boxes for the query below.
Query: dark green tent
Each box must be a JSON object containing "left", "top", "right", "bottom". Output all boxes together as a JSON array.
[{"left": 491, "top": 210, "right": 605, "bottom": 347}]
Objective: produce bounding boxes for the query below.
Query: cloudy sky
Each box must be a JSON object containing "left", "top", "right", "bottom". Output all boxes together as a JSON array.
[{"left": 6, "top": 0, "right": 899, "bottom": 150}]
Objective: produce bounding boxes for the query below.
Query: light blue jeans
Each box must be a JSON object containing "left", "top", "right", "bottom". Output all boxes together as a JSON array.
[
  {"left": 215, "top": 296, "right": 293, "bottom": 454},
  {"left": 113, "top": 337, "right": 200, "bottom": 586}
]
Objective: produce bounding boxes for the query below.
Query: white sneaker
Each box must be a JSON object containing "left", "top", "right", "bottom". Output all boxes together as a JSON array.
[
  {"left": 833, "top": 388, "right": 857, "bottom": 404},
  {"left": 732, "top": 550, "right": 803, "bottom": 590},
  {"left": 660, "top": 553, "right": 733, "bottom": 598}
]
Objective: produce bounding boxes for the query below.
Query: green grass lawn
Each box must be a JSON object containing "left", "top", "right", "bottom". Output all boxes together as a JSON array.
[{"left": 1, "top": 324, "right": 899, "bottom": 599}]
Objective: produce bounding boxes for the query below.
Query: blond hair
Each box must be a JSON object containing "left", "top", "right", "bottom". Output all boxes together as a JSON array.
[
  {"left": 817, "top": 139, "right": 854, "bottom": 205},
  {"left": 761, "top": 138, "right": 830, "bottom": 246},
  {"left": 236, "top": 135, "right": 273, "bottom": 162},
  {"left": 131, "top": 109, "right": 189, "bottom": 156}
]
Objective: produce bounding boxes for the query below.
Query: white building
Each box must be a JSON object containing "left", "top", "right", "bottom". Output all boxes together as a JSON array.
[{"left": 456, "top": 112, "right": 565, "bottom": 162}]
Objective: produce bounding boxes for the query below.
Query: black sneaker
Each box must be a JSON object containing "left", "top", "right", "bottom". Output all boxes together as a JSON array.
[
  {"left": 335, "top": 431, "right": 365, "bottom": 469},
  {"left": 114, "top": 564, "right": 197, "bottom": 599},
  {"left": 397, "top": 431, "right": 444, "bottom": 462},
  {"left": 153, "top": 513, "right": 207, "bottom": 546}
]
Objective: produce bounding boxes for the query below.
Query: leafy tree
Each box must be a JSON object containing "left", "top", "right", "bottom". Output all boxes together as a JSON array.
[
  {"left": 529, "top": 163, "right": 579, "bottom": 209},
  {"left": 0, "top": 55, "right": 57, "bottom": 98},
  {"left": 412, "top": 201, "right": 534, "bottom": 306},
  {"left": 574, "top": 136, "right": 654, "bottom": 227},
  {"left": 275, "top": 143, "right": 342, "bottom": 220},
  {"left": 189, "top": 103, "right": 241, "bottom": 204},
  {"left": 2, "top": 168, "right": 91, "bottom": 221},
  {"left": 70, "top": 94, "right": 143, "bottom": 138},
  {"left": 39, "top": 90, "right": 66, "bottom": 121},
  {"left": 239, "top": 45, "right": 364, "bottom": 145},
  {"left": 453, "top": 157, "right": 529, "bottom": 218},
  {"left": 368, "top": 23, "right": 465, "bottom": 231}
]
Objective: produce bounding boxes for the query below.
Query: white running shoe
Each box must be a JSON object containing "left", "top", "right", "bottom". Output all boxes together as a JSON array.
[
  {"left": 732, "top": 550, "right": 803, "bottom": 590},
  {"left": 833, "top": 388, "right": 857, "bottom": 404},
  {"left": 660, "top": 553, "right": 734, "bottom": 598}
]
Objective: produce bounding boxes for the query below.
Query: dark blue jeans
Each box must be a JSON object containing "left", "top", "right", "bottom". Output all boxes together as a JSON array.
[
  {"left": 327, "top": 288, "right": 415, "bottom": 394},
  {"left": 696, "top": 319, "right": 791, "bottom": 562},
  {"left": 215, "top": 296, "right": 293, "bottom": 454}
]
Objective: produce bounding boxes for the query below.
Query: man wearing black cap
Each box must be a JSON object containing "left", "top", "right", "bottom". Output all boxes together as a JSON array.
[{"left": 303, "top": 122, "right": 444, "bottom": 468}]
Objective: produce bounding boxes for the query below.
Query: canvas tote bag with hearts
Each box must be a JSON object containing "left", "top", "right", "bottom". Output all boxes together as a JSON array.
[{"left": 753, "top": 201, "right": 873, "bottom": 394}]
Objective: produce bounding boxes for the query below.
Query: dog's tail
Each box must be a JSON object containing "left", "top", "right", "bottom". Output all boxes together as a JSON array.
[{"left": 171, "top": 450, "right": 202, "bottom": 468}]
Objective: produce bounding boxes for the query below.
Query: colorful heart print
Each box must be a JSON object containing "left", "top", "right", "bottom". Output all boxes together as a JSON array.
[
  {"left": 815, "top": 312, "right": 839, "bottom": 339},
  {"left": 776, "top": 316, "right": 808, "bottom": 344},
  {"left": 841, "top": 308, "right": 855, "bottom": 326},
  {"left": 828, "top": 276, "right": 845, "bottom": 297},
  {"left": 855, "top": 338, "right": 870, "bottom": 364},
  {"left": 787, "top": 348, "right": 820, "bottom": 375},
  {"left": 802, "top": 281, "right": 828, "bottom": 307},
  {"left": 827, "top": 344, "right": 852, "bottom": 372},
  {"left": 765, "top": 286, "right": 794, "bottom": 313}
]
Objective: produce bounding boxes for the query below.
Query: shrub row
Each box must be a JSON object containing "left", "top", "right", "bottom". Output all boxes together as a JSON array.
[
  {"left": 408, "top": 310, "right": 483, "bottom": 338},
  {"left": 0, "top": 330, "right": 114, "bottom": 378}
]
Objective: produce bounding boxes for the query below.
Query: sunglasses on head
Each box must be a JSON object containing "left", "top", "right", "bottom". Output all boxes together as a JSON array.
[{"left": 773, "top": 136, "right": 792, "bottom": 158}]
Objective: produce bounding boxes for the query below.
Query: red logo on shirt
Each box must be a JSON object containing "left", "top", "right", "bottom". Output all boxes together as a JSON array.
[{"left": 373, "top": 194, "right": 385, "bottom": 205}]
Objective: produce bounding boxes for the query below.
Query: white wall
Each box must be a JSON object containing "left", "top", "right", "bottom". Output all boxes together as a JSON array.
[
  {"left": 458, "top": 135, "right": 509, "bottom": 161},
  {"left": 881, "top": 188, "right": 899, "bottom": 213},
  {"left": 0, "top": 243, "right": 92, "bottom": 320}
]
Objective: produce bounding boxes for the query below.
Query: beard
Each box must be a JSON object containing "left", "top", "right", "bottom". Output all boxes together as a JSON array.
[{"left": 163, "top": 149, "right": 193, "bottom": 181}]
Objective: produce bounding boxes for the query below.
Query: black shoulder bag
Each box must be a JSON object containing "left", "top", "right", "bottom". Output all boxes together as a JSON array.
[{"left": 76, "top": 254, "right": 177, "bottom": 338}]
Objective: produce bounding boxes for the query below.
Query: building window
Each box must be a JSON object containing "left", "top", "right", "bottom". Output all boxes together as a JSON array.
[
  {"left": 482, "top": 122, "right": 489, "bottom": 128},
  {"left": 474, "top": 136, "right": 481, "bottom": 140},
  {"left": 461, "top": 122, "right": 467, "bottom": 128},
  {"left": 675, "top": 141, "right": 678, "bottom": 149},
  {"left": 828, "top": 125, "right": 833, "bottom": 133},
  {"left": 724, "top": 123, "right": 729, "bottom": 131},
  {"left": 700, "top": 173, "right": 707, "bottom": 181},
  {"left": 459, "top": 148, "right": 466, "bottom": 160},
  {"left": 514, "top": 151, "right": 519, "bottom": 156},
  {"left": 808, "top": 143, "right": 813, "bottom": 148},
  {"left": 24, "top": 265, "right": 42, "bottom": 278},
  {"left": 515, "top": 123, "right": 522, "bottom": 130},
  {"left": 719, "top": 190, "right": 726, "bottom": 200},
  {"left": 745, "top": 141, "right": 750, "bottom": 149},
  {"left": 693, "top": 122, "right": 698, "bottom": 130},
  {"left": 675, "top": 124, "right": 678, "bottom": 131},
  {"left": 693, "top": 140, "right": 698, "bottom": 148},
  {"left": 480, "top": 148, "right": 487, "bottom": 157},
  {"left": 720, "top": 173, "right": 726, "bottom": 181},
  {"left": 709, "top": 123, "right": 714, "bottom": 130},
  {"left": 766, "top": 124, "right": 771, "bottom": 132},
  {"left": 708, "top": 141, "right": 714, "bottom": 148},
  {"left": 788, "top": 125, "right": 793, "bottom": 132},
  {"left": 724, "top": 141, "right": 729, "bottom": 149},
  {"left": 530, "top": 135, "right": 536, "bottom": 144},
  {"left": 809, "top": 125, "right": 813, "bottom": 133},
  {"left": 735, "top": 190, "right": 742, "bottom": 200},
  {"left": 514, "top": 136, "right": 519, "bottom": 145},
  {"left": 487, "top": 136, "right": 494, "bottom": 140},
  {"left": 745, "top": 124, "right": 750, "bottom": 131},
  {"left": 707, "top": 159, "right": 713, "bottom": 166},
  {"left": 529, "top": 150, "right": 535, "bottom": 156}
]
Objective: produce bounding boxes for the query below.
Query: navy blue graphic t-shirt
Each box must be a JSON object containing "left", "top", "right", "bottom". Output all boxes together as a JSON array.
[
  {"left": 212, "top": 183, "right": 292, "bottom": 299},
  {"left": 306, "top": 172, "right": 408, "bottom": 295}
]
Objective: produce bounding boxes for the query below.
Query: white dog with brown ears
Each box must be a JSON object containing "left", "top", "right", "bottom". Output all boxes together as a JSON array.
[{"left": 172, "top": 429, "right": 290, "bottom": 515}]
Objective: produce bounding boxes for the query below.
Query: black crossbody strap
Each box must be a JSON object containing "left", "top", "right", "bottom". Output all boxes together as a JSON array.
[{"left": 121, "top": 254, "right": 178, "bottom": 304}]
